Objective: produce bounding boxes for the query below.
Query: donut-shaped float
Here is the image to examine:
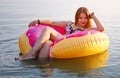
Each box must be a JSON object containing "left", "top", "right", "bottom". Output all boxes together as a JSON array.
[{"left": 19, "top": 24, "right": 110, "bottom": 59}]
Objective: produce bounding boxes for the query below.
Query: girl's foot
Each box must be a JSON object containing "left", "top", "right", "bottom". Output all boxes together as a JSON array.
[{"left": 15, "top": 53, "right": 35, "bottom": 60}]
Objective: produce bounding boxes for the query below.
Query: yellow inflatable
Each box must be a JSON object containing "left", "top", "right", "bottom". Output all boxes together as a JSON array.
[
  {"left": 19, "top": 20, "right": 110, "bottom": 59},
  {"left": 49, "top": 31, "right": 110, "bottom": 59}
]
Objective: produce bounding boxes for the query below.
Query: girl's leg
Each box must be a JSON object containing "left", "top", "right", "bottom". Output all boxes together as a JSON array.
[
  {"left": 38, "top": 40, "right": 52, "bottom": 59},
  {"left": 15, "top": 27, "right": 63, "bottom": 60}
]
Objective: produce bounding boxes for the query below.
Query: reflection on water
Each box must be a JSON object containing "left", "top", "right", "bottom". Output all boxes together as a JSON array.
[
  {"left": 32, "top": 50, "right": 109, "bottom": 77},
  {"left": 50, "top": 50, "right": 109, "bottom": 71}
]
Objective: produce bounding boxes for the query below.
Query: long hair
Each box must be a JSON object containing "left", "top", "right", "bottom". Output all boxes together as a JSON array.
[{"left": 75, "top": 7, "right": 92, "bottom": 28}]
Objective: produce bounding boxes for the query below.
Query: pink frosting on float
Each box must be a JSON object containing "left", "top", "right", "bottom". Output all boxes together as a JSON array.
[
  {"left": 26, "top": 25, "right": 44, "bottom": 47},
  {"left": 51, "top": 30, "right": 99, "bottom": 47},
  {"left": 26, "top": 24, "right": 66, "bottom": 47}
]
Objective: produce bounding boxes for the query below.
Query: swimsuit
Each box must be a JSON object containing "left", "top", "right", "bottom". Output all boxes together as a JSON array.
[{"left": 65, "top": 22, "right": 85, "bottom": 35}]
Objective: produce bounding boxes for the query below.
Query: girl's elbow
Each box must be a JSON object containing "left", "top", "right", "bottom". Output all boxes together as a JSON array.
[{"left": 99, "top": 27, "right": 104, "bottom": 32}]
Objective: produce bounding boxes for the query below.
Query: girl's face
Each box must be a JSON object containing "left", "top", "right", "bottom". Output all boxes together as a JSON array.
[{"left": 77, "top": 13, "right": 89, "bottom": 27}]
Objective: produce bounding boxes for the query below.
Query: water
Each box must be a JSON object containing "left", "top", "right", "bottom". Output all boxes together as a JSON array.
[{"left": 0, "top": 0, "right": 120, "bottom": 78}]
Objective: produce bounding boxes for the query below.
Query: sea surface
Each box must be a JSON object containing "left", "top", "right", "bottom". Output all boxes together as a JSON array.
[{"left": 0, "top": 0, "right": 120, "bottom": 78}]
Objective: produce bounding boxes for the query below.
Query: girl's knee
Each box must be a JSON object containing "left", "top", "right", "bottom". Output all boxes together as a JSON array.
[
  {"left": 44, "top": 40, "right": 53, "bottom": 46},
  {"left": 43, "top": 26, "right": 52, "bottom": 32}
]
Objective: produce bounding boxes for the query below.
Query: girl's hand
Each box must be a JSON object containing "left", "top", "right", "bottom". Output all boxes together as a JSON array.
[
  {"left": 89, "top": 12, "right": 95, "bottom": 18},
  {"left": 28, "top": 20, "right": 38, "bottom": 27}
]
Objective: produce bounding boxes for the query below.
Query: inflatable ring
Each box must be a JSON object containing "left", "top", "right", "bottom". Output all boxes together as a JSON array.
[
  {"left": 49, "top": 29, "right": 110, "bottom": 59},
  {"left": 19, "top": 22, "right": 110, "bottom": 59}
]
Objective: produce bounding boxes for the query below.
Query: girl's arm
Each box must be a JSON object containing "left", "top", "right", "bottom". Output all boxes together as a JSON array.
[
  {"left": 90, "top": 13, "right": 104, "bottom": 32},
  {"left": 28, "top": 20, "right": 71, "bottom": 28},
  {"left": 51, "top": 21, "right": 72, "bottom": 27}
]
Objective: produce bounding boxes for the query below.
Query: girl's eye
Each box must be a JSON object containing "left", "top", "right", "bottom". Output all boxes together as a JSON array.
[
  {"left": 79, "top": 17, "right": 82, "bottom": 19},
  {"left": 79, "top": 17, "right": 88, "bottom": 19},
  {"left": 85, "top": 17, "right": 88, "bottom": 19}
]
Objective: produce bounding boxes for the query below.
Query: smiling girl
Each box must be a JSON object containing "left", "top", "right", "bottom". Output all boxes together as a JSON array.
[{"left": 15, "top": 7, "right": 104, "bottom": 60}]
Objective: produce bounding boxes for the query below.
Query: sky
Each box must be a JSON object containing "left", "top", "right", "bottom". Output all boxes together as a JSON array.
[{"left": 1, "top": 0, "right": 120, "bottom": 20}]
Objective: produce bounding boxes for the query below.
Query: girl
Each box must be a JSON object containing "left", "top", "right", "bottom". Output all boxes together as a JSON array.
[{"left": 15, "top": 7, "right": 104, "bottom": 60}]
